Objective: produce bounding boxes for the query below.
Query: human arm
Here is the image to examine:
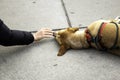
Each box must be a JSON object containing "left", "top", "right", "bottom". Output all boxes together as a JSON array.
[
  {"left": 0, "top": 19, "right": 53, "bottom": 46},
  {"left": 0, "top": 19, "right": 34, "bottom": 46}
]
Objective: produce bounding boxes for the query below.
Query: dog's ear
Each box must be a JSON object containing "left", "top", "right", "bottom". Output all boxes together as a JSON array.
[
  {"left": 67, "top": 27, "right": 79, "bottom": 33},
  {"left": 57, "top": 44, "right": 69, "bottom": 56}
]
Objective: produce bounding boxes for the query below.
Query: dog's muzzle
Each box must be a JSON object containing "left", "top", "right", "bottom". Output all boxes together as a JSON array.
[{"left": 53, "top": 32, "right": 57, "bottom": 37}]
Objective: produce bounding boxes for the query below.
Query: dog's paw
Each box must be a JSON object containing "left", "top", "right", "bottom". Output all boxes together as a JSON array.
[{"left": 57, "top": 53, "right": 64, "bottom": 56}]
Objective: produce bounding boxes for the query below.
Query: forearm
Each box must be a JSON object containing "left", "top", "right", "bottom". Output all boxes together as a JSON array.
[{"left": 0, "top": 19, "right": 34, "bottom": 46}]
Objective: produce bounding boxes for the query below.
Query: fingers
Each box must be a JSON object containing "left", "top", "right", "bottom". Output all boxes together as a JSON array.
[
  {"left": 39, "top": 28, "right": 53, "bottom": 36},
  {"left": 42, "top": 32, "right": 53, "bottom": 38},
  {"left": 33, "top": 28, "right": 54, "bottom": 41},
  {"left": 42, "top": 35, "right": 53, "bottom": 38},
  {"left": 43, "top": 30, "right": 53, "bottom": 35},
  {"left": 39, "top": 28, "right": 52, "bottom": 32},
  {"left": 44, "top": 33, "right": 53, "bottom": 36}
]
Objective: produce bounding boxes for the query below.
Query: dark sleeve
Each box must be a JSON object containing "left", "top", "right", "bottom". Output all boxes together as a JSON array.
[{"left": 0, "top": 19, "right": 34, "bottom": 46}]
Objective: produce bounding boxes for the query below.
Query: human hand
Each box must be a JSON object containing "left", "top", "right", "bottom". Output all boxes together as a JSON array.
[{"left": 32, "top": 28, "right": 53, "bottom": 41}]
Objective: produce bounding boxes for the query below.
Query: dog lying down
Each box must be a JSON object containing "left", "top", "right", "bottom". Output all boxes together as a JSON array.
[{"left": 54, "top": 17, "right": 120, "bottom": 56}]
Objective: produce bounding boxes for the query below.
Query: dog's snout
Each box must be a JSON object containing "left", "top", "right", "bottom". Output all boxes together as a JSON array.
[{"left": 53, "top": 32, "right": 57, "bottom": 37}]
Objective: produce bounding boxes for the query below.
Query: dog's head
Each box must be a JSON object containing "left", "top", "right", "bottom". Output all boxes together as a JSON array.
[{"left": 54, "top": 27, "right": 80, "bottom": 56}]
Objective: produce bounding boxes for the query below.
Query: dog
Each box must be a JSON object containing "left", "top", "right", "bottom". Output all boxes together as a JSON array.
[{"left": 54, "top": 17, "right": 120, "bottom": 56}]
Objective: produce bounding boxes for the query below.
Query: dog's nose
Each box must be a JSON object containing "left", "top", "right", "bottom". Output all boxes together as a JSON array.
[{"left": 53, "top": 32, "right": 57, "bottom": 37}]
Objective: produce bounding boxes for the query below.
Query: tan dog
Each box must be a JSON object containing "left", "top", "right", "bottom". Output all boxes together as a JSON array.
[{"left": 54, "top": 17, "right": 120, "bottom": 56}]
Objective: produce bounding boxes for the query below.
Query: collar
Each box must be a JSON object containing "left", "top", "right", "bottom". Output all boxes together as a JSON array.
[{"left": 85, "top": 22, "right": 107, "bottom": 49}]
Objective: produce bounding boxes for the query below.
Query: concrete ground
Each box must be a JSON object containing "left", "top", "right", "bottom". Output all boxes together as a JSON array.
[{"left": 0, "top": 0, "right": 120, "bottom": 80}]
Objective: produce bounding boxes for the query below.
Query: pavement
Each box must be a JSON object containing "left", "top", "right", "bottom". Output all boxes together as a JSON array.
[{"left": 0, "top": 0, "right": 120, "bottom": 80}]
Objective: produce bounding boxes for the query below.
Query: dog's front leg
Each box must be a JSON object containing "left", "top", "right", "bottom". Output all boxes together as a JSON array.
[{"left": 57, "top": 45, "right": 69, "bottom": 56}]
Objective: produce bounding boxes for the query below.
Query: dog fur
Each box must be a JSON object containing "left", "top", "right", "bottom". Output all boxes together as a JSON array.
[{"left": 54, "top": 17, "right": 120, "bottom": 56}]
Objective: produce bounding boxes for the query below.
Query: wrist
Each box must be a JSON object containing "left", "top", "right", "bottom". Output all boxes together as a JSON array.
[{"left": 32, "top": 33, "right": 37, "bottom": 41}]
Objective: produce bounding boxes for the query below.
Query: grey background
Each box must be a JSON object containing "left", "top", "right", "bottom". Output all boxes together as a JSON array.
[{"left": 0, "top": 0, "right": 120, "bottom": 80}]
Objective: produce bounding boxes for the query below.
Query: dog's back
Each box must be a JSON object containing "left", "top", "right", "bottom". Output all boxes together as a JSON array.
[{"left": 87, "top": 20, "right": 120, "bottom": 49}]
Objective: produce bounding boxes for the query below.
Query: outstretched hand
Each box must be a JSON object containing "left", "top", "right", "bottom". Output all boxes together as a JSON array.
[{"left": 32, "top": 28, "right": 53, "bottom": 41}]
